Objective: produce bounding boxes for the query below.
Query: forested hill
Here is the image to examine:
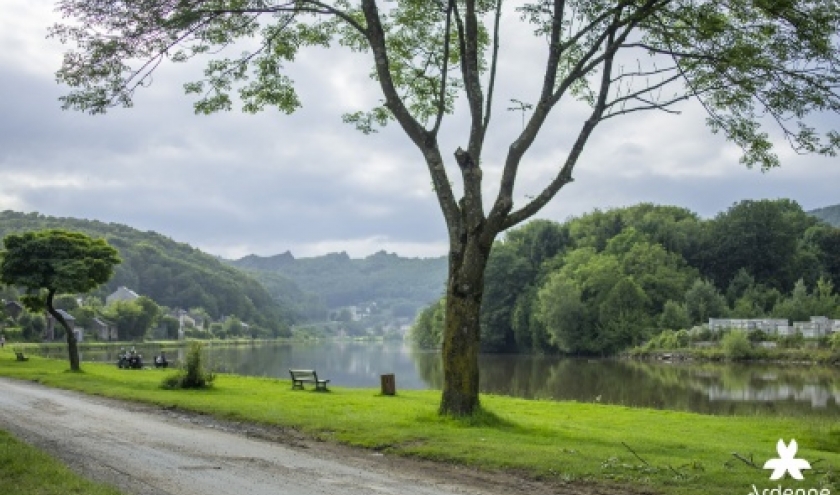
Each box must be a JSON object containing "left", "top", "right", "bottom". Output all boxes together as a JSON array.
[
  {"left": 809, "top": 204, "right": 840, "bottom": 227},
  {"left": 231, "top": 250, "right": 447, "bottom": 314},
  {"left": 0, "top": 210, "right": 303, "bottom": 332},
  {"left": 411, "top": 200, "right": 840, "bottom": 355}
]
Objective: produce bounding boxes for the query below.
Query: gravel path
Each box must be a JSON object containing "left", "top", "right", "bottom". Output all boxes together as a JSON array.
[{"left": 0, "top": 378, "right": 610, "bottom": 495}]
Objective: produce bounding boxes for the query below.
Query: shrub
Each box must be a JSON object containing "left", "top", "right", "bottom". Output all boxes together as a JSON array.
[
  {"left": 183, "top": 328, "right": 211, "bottom": 339},
  {"left": 691, "top": 327, "right": 713, "bottom": 342},
  {"left": 658, "top": 330, "right": 678, "bottom": 349},
  {"left": 831, "top": 332, "right": 840, "bottom": 351},
  {"left": 722, "top": 331, "right": 753, "bottom": 360},
  {"left": 778, "top": 332, "right": 805, "bottom": 349},
  {"left": 675, "top": 329, "right": 690, "bottom": 348},
  {"left": 161, "top": 341, "right": 215, "bottom": 389},
  {"left": 2, "top": 327, "right": 24, "bottom": 342},
  {"left": 208, "top": 322, "right": 223, "bottom": 337}
]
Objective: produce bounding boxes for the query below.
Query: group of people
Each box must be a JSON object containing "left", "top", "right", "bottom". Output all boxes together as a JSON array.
[
  {"left": 117, "top": 347, "right": 144, "bottom": 369},
  {"left": 117, "top": 347, "right": 169, "bottom": 369}
]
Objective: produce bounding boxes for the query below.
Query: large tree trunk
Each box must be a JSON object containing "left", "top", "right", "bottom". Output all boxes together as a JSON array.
[
  {"left": 439, "top": 231, "right": 492, "bottom": 416},
  {"left": 46, "top": 290, "right": 81, "bottom": 372}
]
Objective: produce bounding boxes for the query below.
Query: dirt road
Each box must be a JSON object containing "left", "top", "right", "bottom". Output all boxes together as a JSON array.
[{"left": 0, "top": 378, "right": 588, "bottom": 495}]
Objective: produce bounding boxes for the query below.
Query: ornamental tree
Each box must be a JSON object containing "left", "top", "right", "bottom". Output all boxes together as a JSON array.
[
  {"left": 0, "top": 230, "right": 121, "bottom": 371},
  {"left": 51, "top": 0, "right": 840, "bottom": 415}
]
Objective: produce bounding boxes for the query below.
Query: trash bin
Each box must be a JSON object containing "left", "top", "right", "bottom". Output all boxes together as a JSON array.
[{"left": 380, "top": 373, "right": 396, "bottom": 396}]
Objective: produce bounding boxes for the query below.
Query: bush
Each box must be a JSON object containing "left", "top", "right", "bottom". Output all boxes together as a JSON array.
[
  {"left": 722, "top": 331, "right": 753, "bottom": 360},
  {"left": 692, "top": 327, "right": 713, "bottom": 342},
  {"left": 645, "top": 329, "right": 692, "bottom": 350},
  {"left": 778, "top": 332, "right": 805, "bottom": 349},
  {"left": 183, "top": 328, "right": 211, "bottom": 339},
  {"left": 2, "top": 328, "right": 24, "bottom": 342},
  {"left": 208, "top": 322, "right": 223, "bottom": 337},
  {"left": 675, "top": 329, "right": 690, "bottom": 348},
  {"left": 831, "top": 332, "right": 840, "bottom": 351},
  {"left": 161, "top": 341, "right": 215, "bottom": 389},
  {"left": 658, "top": 330, "right": 678, "bottom": 349}
]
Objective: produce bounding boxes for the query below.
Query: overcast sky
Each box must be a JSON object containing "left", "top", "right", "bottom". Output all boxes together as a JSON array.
[{"left": 2, "top": 1, "right": 838, "bottom": 260}]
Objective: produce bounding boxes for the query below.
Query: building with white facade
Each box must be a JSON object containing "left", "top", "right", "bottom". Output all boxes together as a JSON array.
[{"left": 708, "top": 316, "right": 839, "bottom": 338}]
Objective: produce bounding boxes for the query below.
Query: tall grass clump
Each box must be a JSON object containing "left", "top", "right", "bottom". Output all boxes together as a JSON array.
[{"left": 161, "top": 341, "right": 215, "bottom": 389}]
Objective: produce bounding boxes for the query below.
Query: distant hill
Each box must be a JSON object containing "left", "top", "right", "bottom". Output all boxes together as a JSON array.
[
  {"left": 231, "top": 250, "right": 447, "bottom": 316},
  {"left": 0, "top": 210, "right": 306, "bottom": 332},
  {"left": 809, "top": 204, "right": 840, "bottom": 227}
]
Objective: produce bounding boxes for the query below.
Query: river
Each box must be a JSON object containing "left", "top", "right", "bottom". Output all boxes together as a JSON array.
[{"left": 36, "top": 340, "right": 840, "bottom": 417}]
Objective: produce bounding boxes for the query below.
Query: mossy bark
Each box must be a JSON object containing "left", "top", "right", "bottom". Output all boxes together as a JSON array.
[{"left": 439, "top": 234, "right": 490, "bottom": 416}]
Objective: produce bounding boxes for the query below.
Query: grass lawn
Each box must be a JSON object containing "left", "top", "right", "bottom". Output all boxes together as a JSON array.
[
  {"left": 0, "top": 347, "right": 838, "bottom": 495},
  {"left": 0, "top": 427, "right": 124, "bottom": 495}
]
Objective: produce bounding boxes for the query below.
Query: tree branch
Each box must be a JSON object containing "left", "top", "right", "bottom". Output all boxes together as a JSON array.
[
  {"left": 481, "top": 0, "right": 504, "bottom": 132},
  {"left": 432, "top": 0, "right": 455, "bottom": 136},
  {"left": 199, "top": 1, "right": 367, "bottom": 36},
  {"left": 361, "top": 0, "right": 460, "bottom": 230},
  {"left": 452, "top": 0, "right": 486, "bottom": 232},
  {"left": 502, "top": 14, "right": 621, "bottom": 230}
]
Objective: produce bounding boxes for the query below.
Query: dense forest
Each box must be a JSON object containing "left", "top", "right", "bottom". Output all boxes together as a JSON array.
[
  {"left": 0, "top": 211, "right": 300, "bottom": 333},
  {"left": 230, "top": 250, "right": 447, "bottom": 316},
  {"left": 411, "top": 200, "right": 840, "bottom": 355}
]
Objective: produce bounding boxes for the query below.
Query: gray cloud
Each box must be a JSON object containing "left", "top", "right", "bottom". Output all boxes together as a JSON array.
[{"left": 1, "top": 1, "right": 838, "bottom": 259}]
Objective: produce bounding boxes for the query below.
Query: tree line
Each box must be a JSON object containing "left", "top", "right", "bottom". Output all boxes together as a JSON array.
[{"left": 411, "top": 200, "right": 840, "bottom": 355}]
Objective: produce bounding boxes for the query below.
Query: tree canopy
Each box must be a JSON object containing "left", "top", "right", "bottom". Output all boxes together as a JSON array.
[
  {"left": 0, "top": 229, "right": 120, "bottom": 370},
  {"left": 411, "top": 200, "right": 840, "bottom": 356}
]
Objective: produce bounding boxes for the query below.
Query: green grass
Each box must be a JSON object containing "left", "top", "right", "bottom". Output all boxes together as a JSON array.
[
  {"left": 0, "top": 347, "right": 838, "bottom": 495},
  {"left": 0, "top": 428, "right": 124, "bottom": 495}
]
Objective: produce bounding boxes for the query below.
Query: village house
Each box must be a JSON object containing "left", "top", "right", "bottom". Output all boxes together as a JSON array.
[
  {"left": 106, "top": 286, "right": 140, "bottom": 305},
  {"left": 708, "top": 316, "right": 839, "bottom": 338},
  {"left": 91, "top": 317, "right": 118, "bottom": 341},
  {"left": 793, "top": 316, "right": 839, "bottom": 338},
  {"left": 45, "top": 309, "right": 81, "bottom": 342},
  {"left": 708, "top": 318, "right": 789, "bottom": 334},
  {"left": 3, "top": 300, "right": 23, "bottom": 320},
  {"left": 168, "top": 308, "right": 196, "bottom": 340}
]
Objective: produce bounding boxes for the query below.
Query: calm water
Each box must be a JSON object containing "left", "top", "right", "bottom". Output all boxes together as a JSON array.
[{"left": 40, "top": 341, "right": 840, "bottom": 416}]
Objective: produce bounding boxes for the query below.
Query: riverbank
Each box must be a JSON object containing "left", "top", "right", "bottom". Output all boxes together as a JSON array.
[
  {"left": 627, "top": 346, "right": 840, "bottom": 365},
  {"left": 0, "top": 348, "right": 838, "bottom": 495}
]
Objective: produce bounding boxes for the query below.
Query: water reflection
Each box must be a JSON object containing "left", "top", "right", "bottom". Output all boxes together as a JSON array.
[{"left": 37, "top": 342, "right": 840, "bottom": 416}]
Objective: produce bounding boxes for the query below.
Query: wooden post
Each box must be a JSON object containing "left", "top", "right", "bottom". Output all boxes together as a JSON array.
[{"left": 380, "top": 373, "right": 396, "bottom": 396}]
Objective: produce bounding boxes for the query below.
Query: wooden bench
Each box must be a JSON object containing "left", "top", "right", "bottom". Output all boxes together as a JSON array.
[
  {"left": 289, "top": 369, "right": 330, "bottom": 391},
  {"left": 14, "top": 351, "right": 29, "bottom": 362}
]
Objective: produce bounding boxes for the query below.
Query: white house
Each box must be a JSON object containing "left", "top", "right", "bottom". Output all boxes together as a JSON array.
[
  {"left": 708, "top": 316, "right": 839, "bottom": 338},
  {"left": 106, "top": 286, "right": 140, "bottom": 305},
  {"left": 793, "top": 316, "right": 836, "bottom": 338},
  {"left": 708, "top": 318, "right": 788, "bottom": 334}
]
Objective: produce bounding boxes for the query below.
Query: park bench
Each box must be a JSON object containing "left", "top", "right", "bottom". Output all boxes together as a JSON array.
[
  {"left": 288, "top": 369, "right": 330, "bottom": 391},
  {"left": 14, "top": 351, "right": 29, "bottom": 362}
]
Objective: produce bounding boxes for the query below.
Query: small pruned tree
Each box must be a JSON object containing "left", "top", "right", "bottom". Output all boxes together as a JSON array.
[
  {"left": 162, "top": 341, "right": 215, "bottom": 389},
  {"left": 0, "top": 230, "right": 121, "bottom": 371},
  {"left": 52, "top": 0, "right": 840, "bottom": 414}
]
